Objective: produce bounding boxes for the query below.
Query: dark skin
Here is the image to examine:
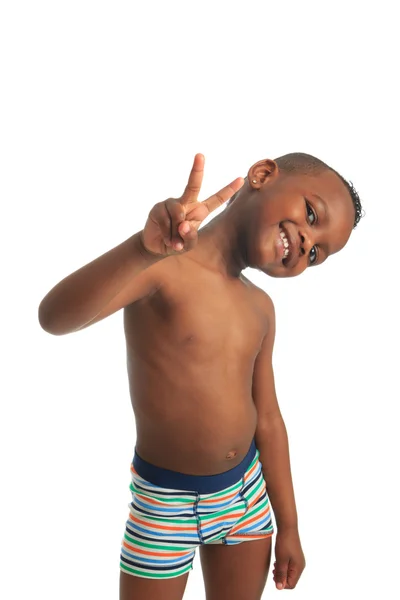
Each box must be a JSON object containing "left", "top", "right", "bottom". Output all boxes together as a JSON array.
[
  {"left": 125, "top": 159, "right": 354, "bottom": 475},
  {"left": 120, "top": 156, "right": 354, "bottom": 599},
  {"left": 40, "top": 155, "right": 355, "bottom": 600}
]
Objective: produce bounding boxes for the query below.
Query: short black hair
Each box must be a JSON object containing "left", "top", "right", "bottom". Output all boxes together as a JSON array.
[{"left": 274, "top": 152, "right": 364, "bottom": 228}]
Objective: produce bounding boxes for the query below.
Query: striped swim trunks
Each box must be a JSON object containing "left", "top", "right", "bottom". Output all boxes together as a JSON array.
[{"left": 120, "top": 439, "right": 274, "bottom": 579}]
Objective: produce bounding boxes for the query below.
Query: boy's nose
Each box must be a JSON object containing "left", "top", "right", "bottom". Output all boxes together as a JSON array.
[{"left": 299, "top": 231, "right": 313, "bottom": 256}]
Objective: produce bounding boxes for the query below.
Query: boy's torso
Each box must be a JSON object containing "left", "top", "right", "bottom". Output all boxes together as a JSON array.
[{"left": 123, "top": 253, "right": 270, "bottom": 476}]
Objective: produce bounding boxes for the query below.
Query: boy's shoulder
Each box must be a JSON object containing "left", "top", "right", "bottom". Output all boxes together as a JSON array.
[{"left": 239, "top": 274, "right": 275, "bottom": 318}]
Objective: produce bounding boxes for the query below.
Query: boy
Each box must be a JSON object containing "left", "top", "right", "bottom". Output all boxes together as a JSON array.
[{"left": 38, "top": 152, "right": 362, "bottom": 600}]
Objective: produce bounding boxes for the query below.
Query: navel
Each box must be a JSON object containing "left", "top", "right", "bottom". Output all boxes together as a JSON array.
[{"left": 226, "top": 449, "right": 237, "bottom": 460}]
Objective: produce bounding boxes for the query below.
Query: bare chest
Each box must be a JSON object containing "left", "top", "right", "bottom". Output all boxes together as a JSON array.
[{"left": 124, "top": 260, "right": 268, "bottom": 366}]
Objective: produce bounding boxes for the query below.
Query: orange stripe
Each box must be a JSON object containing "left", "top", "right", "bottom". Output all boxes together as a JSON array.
[
  {"left": 246, "top": 485, "right": 267, "bottom": 510},
  {"left": 130, "top": 514, "right": 198, "bottom": 533},
  {"left": 200, "top": 488, "right": 240, "bottom": 504},
  {"left": 134, "top": 494, "right": 181, "bottom": 507},
  {"left": 244, "top": 460, "right": 259, "bottom": 482},
  {"left": 200, "top": 510, "right": 245, "bottom": 527}
]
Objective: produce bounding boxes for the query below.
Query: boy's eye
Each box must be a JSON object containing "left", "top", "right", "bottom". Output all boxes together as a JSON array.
[
  {"left": 306, "top": 200, "right": 317, "bottom": 225},
  {"left": 309, "top": 246, "right": 318, "bottom": 265}
]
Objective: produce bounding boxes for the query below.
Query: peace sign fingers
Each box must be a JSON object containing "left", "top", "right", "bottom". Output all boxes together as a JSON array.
[
  {"left": 180, "top": 153, "right": 206, "bottom": 206},
  {"left": 140, "top": 153, "right": 245, "bottom": 257},
  {"left": 181, "top": 153, "right": 244, "bottom": 216},
  {"left": 201, "top": 177, "right": 244, "bottom": 214}
]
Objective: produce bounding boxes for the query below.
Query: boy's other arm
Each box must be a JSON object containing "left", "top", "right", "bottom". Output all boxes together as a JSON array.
[
  {"left": 252, "top": 292, "right": 306, "bottom": 589},
  {"left": 252, "top": 293, "right": 299, "bottom": 531},
  {"left": 38, "top": 231, "right": 164, "bottom": 336}
]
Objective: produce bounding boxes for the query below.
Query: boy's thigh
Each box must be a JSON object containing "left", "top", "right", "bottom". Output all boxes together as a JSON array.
[
  {"left": 199, "top": 537, "right": 272, "bottom": 600},
  {"left": 119, "top": 570, "right": 189, "bottom": 600}
]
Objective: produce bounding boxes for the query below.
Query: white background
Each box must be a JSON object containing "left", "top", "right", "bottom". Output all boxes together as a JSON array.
[{"left": 1, "top": 1, "right": 399, "bottom": 599}]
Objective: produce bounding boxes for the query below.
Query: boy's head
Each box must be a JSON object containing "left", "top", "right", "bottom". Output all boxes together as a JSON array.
[{"left": 227, "top": 152, "right": 363, "bottom": 278}]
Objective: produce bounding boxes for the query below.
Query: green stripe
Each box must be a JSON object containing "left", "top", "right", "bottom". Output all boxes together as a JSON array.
[
  {"left": 120, "top": 562, "right": 191, "bottom": 578},
  {"left": 245, "top": 497, "right": 269, "bottom": 520}
]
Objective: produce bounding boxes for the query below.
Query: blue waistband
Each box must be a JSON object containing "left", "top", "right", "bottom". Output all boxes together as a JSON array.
[{"left": 133, "top": 439, "right": 257, "bottom": 494}]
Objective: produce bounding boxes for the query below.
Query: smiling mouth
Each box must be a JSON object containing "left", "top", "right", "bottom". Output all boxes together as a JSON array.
[
  {"left": 279, "top": 229, "right": 290, "bottom": 259},
  {"left": 279, "top": 225, "right": 292, "bottom": 265}
]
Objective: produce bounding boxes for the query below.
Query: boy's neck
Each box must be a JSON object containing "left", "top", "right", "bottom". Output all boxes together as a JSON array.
[{"left": 187, "top": 209, "right": 249, "bottom": 278}]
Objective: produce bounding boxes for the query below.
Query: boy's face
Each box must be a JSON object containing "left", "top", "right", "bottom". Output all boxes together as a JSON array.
[{"left": 246, "top": 164, "right": 355, "bottom": 278}]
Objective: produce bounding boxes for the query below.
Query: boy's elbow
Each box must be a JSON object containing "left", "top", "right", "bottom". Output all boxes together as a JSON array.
[{"left": 256, "top": 413, "right": 285, "bottom": 436}]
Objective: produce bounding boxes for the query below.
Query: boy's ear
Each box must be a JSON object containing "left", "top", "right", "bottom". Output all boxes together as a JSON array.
[{"left": 247, "top": 159, "right": 279, "bottom": 189}]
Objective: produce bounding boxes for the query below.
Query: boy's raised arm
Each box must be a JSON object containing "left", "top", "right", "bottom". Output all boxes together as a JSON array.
[
  {"left": 38, "top": 230, "right": 165, "bottom": 336},
  {"left": 38, "top": 154, "right": 244, "bottom": 336}
]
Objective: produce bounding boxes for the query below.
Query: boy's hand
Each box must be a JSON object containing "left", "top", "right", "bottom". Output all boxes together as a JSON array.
[
  {"left": 272, "top": 529, "right": 306, "bottom": 590},
  {"left": 140, "top": 153, "right": 244, "bottom": 257}
]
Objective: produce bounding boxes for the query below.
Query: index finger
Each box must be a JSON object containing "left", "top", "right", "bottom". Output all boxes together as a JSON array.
[
  {"left": 181, "top": 153, "right": 205, "bottom": 205},
  {"left": 202, "top": 177, "right": 245, "bottom": 213}
]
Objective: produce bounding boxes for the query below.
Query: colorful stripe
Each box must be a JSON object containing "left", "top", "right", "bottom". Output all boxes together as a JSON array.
[{"left": 120, "top": 448, "right": 274, "bottom": 579}]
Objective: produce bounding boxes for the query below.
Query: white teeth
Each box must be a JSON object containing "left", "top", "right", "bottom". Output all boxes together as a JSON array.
[{"left": 280, "top": 228, "right": 290, "bottom": 258}]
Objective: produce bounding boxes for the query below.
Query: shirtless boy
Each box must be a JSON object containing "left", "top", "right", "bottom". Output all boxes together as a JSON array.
[{"left": 38, "top": 152, "right": 362, "bottom": 600}]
